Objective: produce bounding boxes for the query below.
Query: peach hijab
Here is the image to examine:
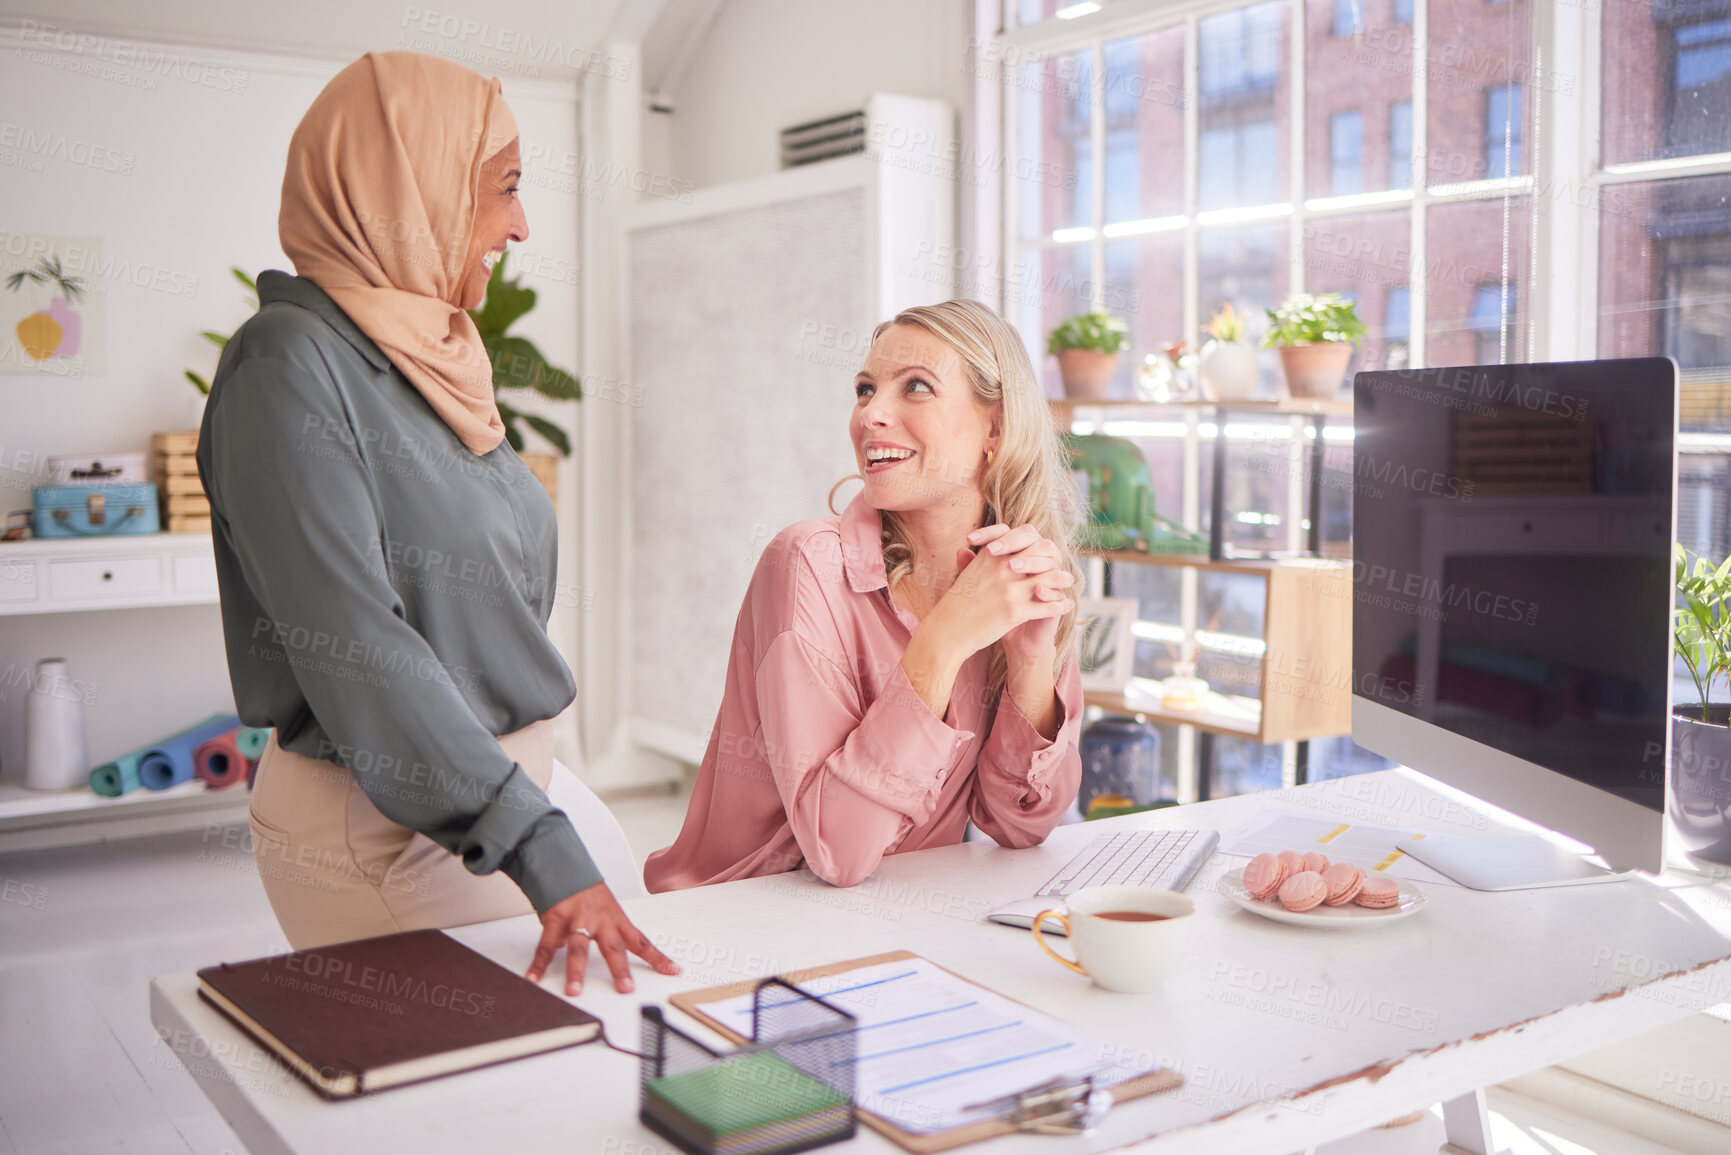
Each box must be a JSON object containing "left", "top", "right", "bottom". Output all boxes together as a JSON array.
[{"left": 279, "top": 52, "right": 516, "bottom": 456}]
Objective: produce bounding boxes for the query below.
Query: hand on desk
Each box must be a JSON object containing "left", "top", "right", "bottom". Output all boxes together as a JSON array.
[{"left": 526, "top": 882, "right": 680, "bottom": 996}]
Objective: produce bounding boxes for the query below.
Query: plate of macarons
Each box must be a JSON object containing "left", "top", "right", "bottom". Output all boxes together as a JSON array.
[{"left": 1220, "top": 849, "right": 1426, "bottom": 928}]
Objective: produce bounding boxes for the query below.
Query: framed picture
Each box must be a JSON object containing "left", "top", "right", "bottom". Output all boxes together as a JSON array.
[
  {"left": 1076, "top": 596, "right": 1138, "bottom": 692},
  {"left": 1, "top": 233, "right": 105, "bottom": 376}
]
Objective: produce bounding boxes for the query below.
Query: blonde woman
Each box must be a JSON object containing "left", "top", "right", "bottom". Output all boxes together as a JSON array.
[{"left": 644, "top": 300, "right": 1083, "bottom": 892}]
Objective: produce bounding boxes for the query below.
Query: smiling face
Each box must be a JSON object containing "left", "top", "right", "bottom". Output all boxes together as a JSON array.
[
  {"left": 456, "top": 137, "right": 528, "bottom": 309},
  {"left": 851, "top": 323, "right": 999, "bottom": 515}
]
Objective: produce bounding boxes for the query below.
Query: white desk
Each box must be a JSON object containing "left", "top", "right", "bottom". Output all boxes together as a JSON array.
[{"left": 150, "top": 770, "right": 1731, "bottom": 1155}]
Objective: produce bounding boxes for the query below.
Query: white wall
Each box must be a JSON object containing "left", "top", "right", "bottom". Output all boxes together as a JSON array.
[
  {"left": 0, "top": 23, "right": 586, "bottom": 774},
  {"left": 552, "top": 0, "right": 978, "bottom": 783},
  {"left": 665, "top": 0, "right": 972, "bottom": 189}
]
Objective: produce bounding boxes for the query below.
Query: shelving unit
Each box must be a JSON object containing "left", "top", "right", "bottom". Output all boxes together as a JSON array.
[
  {"left": 1079, "top": 552, "right": 1351, "bottom": 745},
  {"left": 0, "top": 531, "right": 243, "bottom": 851},
  {"left": 1059, "top": 394, "right": 1354, "bottom": 799},
  {"left": 1052, "top": 395, "right": 1353, "bottom": 421},
  {"left": 0, "top": 531, "right": 220, "bottom": 616},
  {"left": 0, "top": 777, "right": 248, "bottom": 854}
]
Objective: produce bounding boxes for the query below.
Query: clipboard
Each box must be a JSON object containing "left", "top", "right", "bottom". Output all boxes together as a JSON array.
[{"left": 668, "top": 950, "right": 1184, "bottom": 1153}]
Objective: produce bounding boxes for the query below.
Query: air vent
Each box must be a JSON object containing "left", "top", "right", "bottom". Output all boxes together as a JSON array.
[{"left": 779, "top": 109, "right": 866, "bottom": 169}]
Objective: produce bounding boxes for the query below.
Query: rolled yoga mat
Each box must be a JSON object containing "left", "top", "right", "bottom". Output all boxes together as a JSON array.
[
  {"left": 235, "top": 727, "right": 272, "bottom": 760},
  {"left": 194, "top": 728, "right": 248, "bottom": 790},
  {"left": 89, "top": 751, "right": 146, "bottom": 798},
  {"left": 137, "top": 713, "right": 242, "bottom": 790}
]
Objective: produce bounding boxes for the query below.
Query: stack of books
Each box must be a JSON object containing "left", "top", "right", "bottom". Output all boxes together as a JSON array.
[{"left": 643, "top": 1049, "right": 852, "bottom": 1155}]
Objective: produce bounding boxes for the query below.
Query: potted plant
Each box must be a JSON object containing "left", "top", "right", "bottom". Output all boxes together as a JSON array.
[
  {"left": 1673, "top": 545, "right": 1731, "bottom": 865},
  {"left": 1197, "top": 303, "right": 1259, "bottom": 402},
  {"left": 6, "top": 255, "right": 88, "bottom": 364},
  {"left": 469, "top": 253, "right": 581, "bottom": 454},
  {"left": 468, "top": 254, "right": 582, "bottom": 510},
  {"left": 186, "top": 267, "right": 258, "bottom": 395},
  {"left": 1048, "top": 311, "right": 1129, "bottom": 401},
  {"left": 1261, "top": 292, "right": 1366, "bottom": 400}
]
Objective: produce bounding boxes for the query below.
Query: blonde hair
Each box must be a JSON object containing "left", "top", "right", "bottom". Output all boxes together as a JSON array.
[{"left": 860, "top": 299, "right": 1082, "bottom": 701}]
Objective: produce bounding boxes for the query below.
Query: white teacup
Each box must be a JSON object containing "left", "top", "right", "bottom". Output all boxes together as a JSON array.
[{"left": 1030, "top": 884, "right": 1194, "bottom": 993}]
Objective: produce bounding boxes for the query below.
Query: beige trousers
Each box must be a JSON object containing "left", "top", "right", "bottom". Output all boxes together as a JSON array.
[{"left": 247, "top": 720, "right": 553, "bottom": 950}]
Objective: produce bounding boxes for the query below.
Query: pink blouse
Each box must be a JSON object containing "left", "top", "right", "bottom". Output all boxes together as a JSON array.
[{"left": 643, "top": 495, "right": 1083, "bottom": 892}]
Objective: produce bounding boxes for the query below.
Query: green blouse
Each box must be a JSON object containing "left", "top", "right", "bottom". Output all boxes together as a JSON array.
[{"left": 196, "top": 271, "right": 599, "bottom": 914}]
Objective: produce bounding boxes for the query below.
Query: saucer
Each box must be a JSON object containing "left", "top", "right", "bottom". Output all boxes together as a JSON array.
[{"left": 1219, "top": 868, "right": 1426, "bottom": 928}]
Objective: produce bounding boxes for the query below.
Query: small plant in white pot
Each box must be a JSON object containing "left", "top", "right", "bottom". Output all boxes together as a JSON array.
[
  {"left": 1262, "top": 292, "right": 1366, "bottom": 400},
  {"left": 1197, "top": 303, "right": 1258, "bottom": 401},
  {"left": 1048, "top": 311, "right": 1129, "bottom": 401},
  {"left": 1674, "top": 545, "right": 1731, "bottom": 865}
]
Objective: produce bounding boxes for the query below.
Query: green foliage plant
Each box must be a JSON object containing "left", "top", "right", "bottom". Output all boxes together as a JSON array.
[
  {"left": 1261, "top": 292, "right": 1367, "bottom": 348},
  {"left": 1048, "top": 312, "right": 1131, "bottom": 357}
]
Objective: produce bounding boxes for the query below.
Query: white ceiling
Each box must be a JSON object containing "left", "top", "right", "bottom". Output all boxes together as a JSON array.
[{"left": 0, "top": 0, "right": 654, "bottom": 86}]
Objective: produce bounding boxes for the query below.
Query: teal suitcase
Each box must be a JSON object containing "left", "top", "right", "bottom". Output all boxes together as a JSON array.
[{"left": 32, "top": 483, "right": 161, "bottom": 538}]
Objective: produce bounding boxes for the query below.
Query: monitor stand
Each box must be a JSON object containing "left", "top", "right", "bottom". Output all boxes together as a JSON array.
[{"left": 1399, "top": 833, "right": 1639, "bottom": 891}]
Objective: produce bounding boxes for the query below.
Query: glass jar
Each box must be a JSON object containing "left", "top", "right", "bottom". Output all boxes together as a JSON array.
[{"left": 1077, "top": 715, "right": 1164, "bottom": 812}]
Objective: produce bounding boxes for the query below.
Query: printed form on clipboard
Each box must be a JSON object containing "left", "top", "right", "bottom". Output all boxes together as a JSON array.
[{"left": 675, "top": 954, "right": 1180, "bottom": 1142}]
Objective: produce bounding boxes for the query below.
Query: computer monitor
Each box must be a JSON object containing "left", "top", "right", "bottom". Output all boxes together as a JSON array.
[{"left": 1351, "top": 357, "right": 1677, "bottom": 876}]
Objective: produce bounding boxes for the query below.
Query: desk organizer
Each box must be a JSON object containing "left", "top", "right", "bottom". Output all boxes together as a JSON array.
[{"left": 639, "top": 979, "right": 856, "bottom": 1155}]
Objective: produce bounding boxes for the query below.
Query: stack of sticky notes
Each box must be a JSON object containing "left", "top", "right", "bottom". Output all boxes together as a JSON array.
[{"left": 642, "top": 1049, "right": 852, "bottom": 1155}]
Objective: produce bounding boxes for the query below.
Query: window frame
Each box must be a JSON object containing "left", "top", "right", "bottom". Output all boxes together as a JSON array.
[
  {"left": 989, "top": 0, "right": 1731, "bottom": 795},
  {"left": 994, "top": 0, "right": 1731, "bottom": 386}
]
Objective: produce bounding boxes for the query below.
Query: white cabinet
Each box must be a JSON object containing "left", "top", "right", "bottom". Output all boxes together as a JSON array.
[
  {"left": 0, "top": 533, "right": 219, "bottom": 616},
  {"left": 0, "top": 558, "right": 36, "bottom": 604},
  {"left": 172, "top": 552, "right": 219, "bottom": 596},
  {"left": 0, "top": 532, "right": 242, "bottom": 852},
  {"left": 48, "top": 556, "right": 165, "bottom": 601}
]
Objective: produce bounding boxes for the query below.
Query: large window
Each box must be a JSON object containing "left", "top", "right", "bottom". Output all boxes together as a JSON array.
[
  {"left": 1199, "top": 3, "right": 1283, "bottom": 96},
  {"left": 1596, "top": 0, "right": 1731, "bottom": 579},
  {"left": 1484, "top": 84, "right": 1523, "bottom": 179},
  {"left": 1002, "top": 0, "right": 1731, "bottom": 787},
  {"left": 1388, "top": 100, "right": 1412, "bottom": 188},
  {"left": 1331, "top": 110, "right": 1364, "bottom": 194},
  {"left": 1333, "top": 0, "right": 1360, "bottom": 36},
  {"left": 1471, "top": 283, "right": 1518, "bottom": 364}
]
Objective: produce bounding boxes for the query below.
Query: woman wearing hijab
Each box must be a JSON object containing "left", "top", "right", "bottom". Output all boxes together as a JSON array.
[{"left": 197, "top": 52, "right": 676, "bottom": 996}]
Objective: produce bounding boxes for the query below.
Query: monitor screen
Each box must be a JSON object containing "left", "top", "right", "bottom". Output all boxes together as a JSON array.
[{"left": 1352, "top": 358, "right": 1675, "bottom": 813}]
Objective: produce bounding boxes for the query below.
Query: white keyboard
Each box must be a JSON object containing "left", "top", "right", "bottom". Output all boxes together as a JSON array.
[{"left": 986, "top": 827, "right": 1220, "bottom": 931}]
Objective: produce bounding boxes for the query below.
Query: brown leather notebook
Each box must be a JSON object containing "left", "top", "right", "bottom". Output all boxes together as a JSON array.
[{"left": 196, "top": 929, "right": 599, "bottom": 1098}]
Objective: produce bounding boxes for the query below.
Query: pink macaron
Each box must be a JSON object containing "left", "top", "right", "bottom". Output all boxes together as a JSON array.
[
  {"left": 1355, "top": 876, "right": 1401, "bottom": 909},
  {"left": 1301, "top": 851, "right": 1331, "bottom": 874},
  {"left": 1276, "top": 849, "right": 1306, "bottom": 876},
  {"left": 1278, "top": 870, "right": 1328, "bottom": 912},
  {"left": 1243, "top": 852, "right": 1289, "bottom": 901},
  {"left": 1321, "top": 862, "right": 1365, "bottom": 906}
]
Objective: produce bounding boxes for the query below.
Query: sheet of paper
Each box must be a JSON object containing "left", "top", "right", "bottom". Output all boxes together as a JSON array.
[
  {"left": 1217, "top": 810, "right": 1460, "bottom": 887},
  {"left": 687, "top": 958, "right": 1158, "bottom": 1135}
]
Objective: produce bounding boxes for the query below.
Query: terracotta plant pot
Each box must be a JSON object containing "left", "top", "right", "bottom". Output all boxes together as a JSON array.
[
  {"left": 1276, "top": 342, "right": 1354, "bottom": 400},
  {"left": 519, "top": 451, "right": 560, "bottom": 515},
  {"left": 1672, "top": 706, "right": 1731, "bottom": 866},
  {"left": 1197, "top": 340, "right": 1259, "bottom": 401},
  {"left": 1056, "top": 349, "right": 1118, "bottom": 400}
]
